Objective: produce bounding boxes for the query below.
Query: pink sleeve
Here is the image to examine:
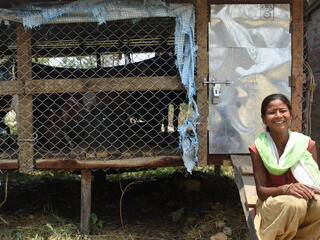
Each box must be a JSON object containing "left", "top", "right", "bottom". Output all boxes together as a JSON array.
[
  {"left": 248, "top": 144, "right": 258, "bottom": 155},
  {"left": 307, "top": 139, "right": 316, "bottom": 153}
]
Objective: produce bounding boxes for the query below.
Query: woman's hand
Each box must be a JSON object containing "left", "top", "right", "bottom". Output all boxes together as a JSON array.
[
  {"left": 285, "top": 183, "right": 316, "bottom": 200},
  {"left": 311, "top": 188, "right": 320, "bottom": 198}
]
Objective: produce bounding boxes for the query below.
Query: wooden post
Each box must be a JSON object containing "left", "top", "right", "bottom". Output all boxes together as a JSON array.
[
  {"left": 16, "top": 23, "right": 34, "bottom": 173},
  {"left": 80, "top": 169, "right": 92, "bottom": 235},
  {"left": 196, "top": 0, "right": 209, "bottom": 166},
  {"left": 291, "top": 0, "right": 304, "bottom": 132}
]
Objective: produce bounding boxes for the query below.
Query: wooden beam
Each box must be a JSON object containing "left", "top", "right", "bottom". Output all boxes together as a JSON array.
[
  {"left": 231, "top": 155, "right": 258, "bottom": 240},
  {"left": 291, "top": 0, "right": 304, "bottom": 132},
  {"left": 196, "top": 0, "right": 209, "bottom": 166},
  {"left": 0, "top": 160, "right": 18, "bottom": 169},
  {"left": 0, "top": 81, "right": 23, "bottom": 95},
  {"left": 80, "top": 169, "right": 92, "bottom": 235},
  {"left": 210, "top": 0, "right": 292, "bottom": 3},
  {"left": 207, "top": 154, "right": 230, "bottom": 166},
  {"left": 36, "top": 156, "right": 183, "bottom": 169},
  {"left": 25, "top": 76, "right": 183, "bottom": 94},
  {"left": 17, "top": 24, "right": 34, "bottom": 173}
]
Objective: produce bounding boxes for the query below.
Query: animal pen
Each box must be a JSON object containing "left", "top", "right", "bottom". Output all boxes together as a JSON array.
[{"left": 0, "top": 0, "right": 308, "bottom": 237}]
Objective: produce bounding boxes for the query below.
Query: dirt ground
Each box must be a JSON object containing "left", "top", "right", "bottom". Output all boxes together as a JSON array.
[{"left": 0, "top": 167, "right": 250, "bottom": 240}]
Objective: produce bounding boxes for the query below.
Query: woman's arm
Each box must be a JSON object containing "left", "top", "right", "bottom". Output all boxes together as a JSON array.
[
  {"left": 308, "top": 140, "right": 318, "bottom": 168},
  {"left": 249, "top": 148, "right": 287, "bottom": 201},
  {"left": 307, "top": 140, "right": 320, "bottom": 195},
  {"left": 250, "top": 147, "right": 317, "bottom": 200}
]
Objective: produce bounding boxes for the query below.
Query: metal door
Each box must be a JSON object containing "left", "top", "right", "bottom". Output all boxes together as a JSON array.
[{"left": 208, "top": 4, "right": 291, "bottom": 154}]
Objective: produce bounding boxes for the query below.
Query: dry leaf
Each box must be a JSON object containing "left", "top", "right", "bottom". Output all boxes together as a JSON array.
[{"left": 210, "top": 232, "right": 228, "bottom": 240}]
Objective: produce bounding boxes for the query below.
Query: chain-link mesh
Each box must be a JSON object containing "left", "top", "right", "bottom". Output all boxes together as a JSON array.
[
  {"left": 302, "top": 3, "right": 315, "bottom": 136},
  {"left": 0, "top": 23, "right": 18, "bottom": 161},
  {"left": 304, "top": 2, "right": 319, "bottom": 144},
  {"left": 0, "top": 17, "right": 189, "bottom": 166}
]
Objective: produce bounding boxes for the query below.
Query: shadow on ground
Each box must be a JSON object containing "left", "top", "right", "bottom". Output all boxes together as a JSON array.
[{"left": 0, "top": 168, "right": 249, "bottom": 240}]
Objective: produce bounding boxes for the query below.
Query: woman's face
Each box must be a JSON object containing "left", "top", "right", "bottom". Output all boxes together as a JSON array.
[{"left": 262, "top": 99, "right": 292, "bottom": 133}]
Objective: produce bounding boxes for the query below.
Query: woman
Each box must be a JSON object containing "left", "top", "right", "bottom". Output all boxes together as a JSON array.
[{"left": 249, "top": 93, "right": 320, "bottom": 240}]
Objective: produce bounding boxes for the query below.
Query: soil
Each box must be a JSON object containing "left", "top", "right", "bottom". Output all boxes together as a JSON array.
[{"left": 0, "top": 168, "right": 250, "bottom": 240}]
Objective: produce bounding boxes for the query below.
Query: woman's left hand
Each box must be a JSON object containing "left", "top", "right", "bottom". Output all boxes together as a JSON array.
[
  {"left": 286, "top": 183, "right": 315, "bottom": 200},
  {"left": 311, "top": 188, "right": 320, "bottom": 195}
]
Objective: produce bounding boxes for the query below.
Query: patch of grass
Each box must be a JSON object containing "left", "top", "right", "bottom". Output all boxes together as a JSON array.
[
  {"left": 0, "top": 171, "right": 80, "bottom": 184},
  {"left": 220, "top": 166, "right": 235, "bottom": 179},
  {"left": 105, "top": 166, "right": 186, "bottom": 181},
  {"left": 0, "top": 214, "right": 87, "bottom": 240},
  {"left": 104, "top": 165, "right": 229, "bottom": 182}
]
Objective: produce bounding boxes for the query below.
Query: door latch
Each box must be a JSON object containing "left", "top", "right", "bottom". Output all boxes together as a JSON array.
[{"left": 204, "top": 78, "right": 232, "bottom": 104}]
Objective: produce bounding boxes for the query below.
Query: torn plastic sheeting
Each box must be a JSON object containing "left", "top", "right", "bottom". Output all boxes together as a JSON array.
[
  {"left": 0, "top": 0, "right": 200, "bottom": 172},
  {"left": 179, "top": 119, "right": 199, "bottom": 174},
  {"left": 174, "top": 9, "right": 199, "bottom": 173},
  {"left": 20, "top": 0, "right": 171, "bottom": 28}
]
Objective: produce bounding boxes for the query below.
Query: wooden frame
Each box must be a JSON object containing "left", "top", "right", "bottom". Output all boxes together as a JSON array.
[
  {"left": 16, "top": 24, "right": 34, "bottom": 173},
  {"left": 0, "top": 0, "right": 304, "bottom": 170},
  {"left": 291, "top": 0, "right": 304, "bottom": 132},
  {"left": 36, "top": 156, "right": 183, "bottom": 169},
  {"left": 0, "top": 76, "right": 182, "bottom": 95},
  {"left": 26, "top": 77, "right": 183, "bottom": 94},
  {"left": 0, "top": 1, "right": 305, "bottom": 236},
  {"left": 196, "top": 0, "right": 209, "bottom": 166},
  {"left": 210, "top": 0, "right": 291, "bottom": 3}
]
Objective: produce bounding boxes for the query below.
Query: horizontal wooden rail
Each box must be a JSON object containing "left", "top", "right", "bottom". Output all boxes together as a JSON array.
[
  {"left": 36, "top": 156, "right": 183, "bottom": 169},
  {"left": 0, "top": 81, "right": 23, "bottom": 95},
  {"left": 0, "top": 160, "right": 18, "bottom": 169},
  {"left": 0, "top": 76, "right": 183, "bottom": 95},
  {"left": 210, "top": 0, "right": 292, "bottom": 3}
]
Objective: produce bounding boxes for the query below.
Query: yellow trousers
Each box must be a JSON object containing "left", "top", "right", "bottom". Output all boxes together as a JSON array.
[{"left": 254, "top": 195, "right": 320, "bottom": 240}]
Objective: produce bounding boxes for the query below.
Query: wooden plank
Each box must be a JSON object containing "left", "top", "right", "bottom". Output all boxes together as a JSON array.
[
  {"left": 291, "top": 0, "right": 304, "bottom": 132},
  {"left": 0, "top": 81, "right": 23, "bottom": 95},
  {"left": 17, "top": 23, "right": 34, "bottom": 173},
  {"left": 196, "top": 0, "right": 209, "bottom": 166},
  {"left": 248, "top": 208, "right": 257, "bottom": 240},
  {"left": 80, "top": 169, "right": 92, "bottom": 235},
  {"left": 241, "top": 165, "right": 254, "bottom": 175},
  {"left": 25, "top": 76, "right": 183, "bottom": 94},
  {"left": 231, "top": 155, "right": 258, "bottom": 240},
  {"left": 238, "top": 157, "right": 254, "bottom": 175},
  {"left": 232, "top": 155, "right": 254, "bottom": 174},
  {"left": 0, "top": 160, "right": 18, "bottom": 169},
  {"left": 36, "top": 156, "right": 183, "bottom": 169},
  {"left": 242, "top": 175, "right": 258, "bottom": 207},
  {"left": 210, "top": 0, "right": 292, "bottom": 3},
  {"left": 207, "top": 154, "right": 230, "bottom": 166},
  {"left": 166, "top": 0, "right": 195, "bottom": 3},
  {"left": 231, "top": 155, "right": 258, "bottom": 207}
]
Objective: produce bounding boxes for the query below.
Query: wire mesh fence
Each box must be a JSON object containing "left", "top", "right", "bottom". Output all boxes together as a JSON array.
[
  {"left": 302, "top": 2, "right": 315, "bottom": 137},
  {"left": 0, "top": 17, "right": 190, "bottom": 167}
]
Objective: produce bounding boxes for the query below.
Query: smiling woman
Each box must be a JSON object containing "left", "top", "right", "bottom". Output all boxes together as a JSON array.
[{"left": 249, "top": 93, "right": 320, "bottom": 240}]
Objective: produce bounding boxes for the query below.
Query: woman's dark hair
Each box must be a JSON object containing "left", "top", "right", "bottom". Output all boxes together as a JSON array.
[{"left": 261, "top": 93, "right": 292, "bottom": 116}]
